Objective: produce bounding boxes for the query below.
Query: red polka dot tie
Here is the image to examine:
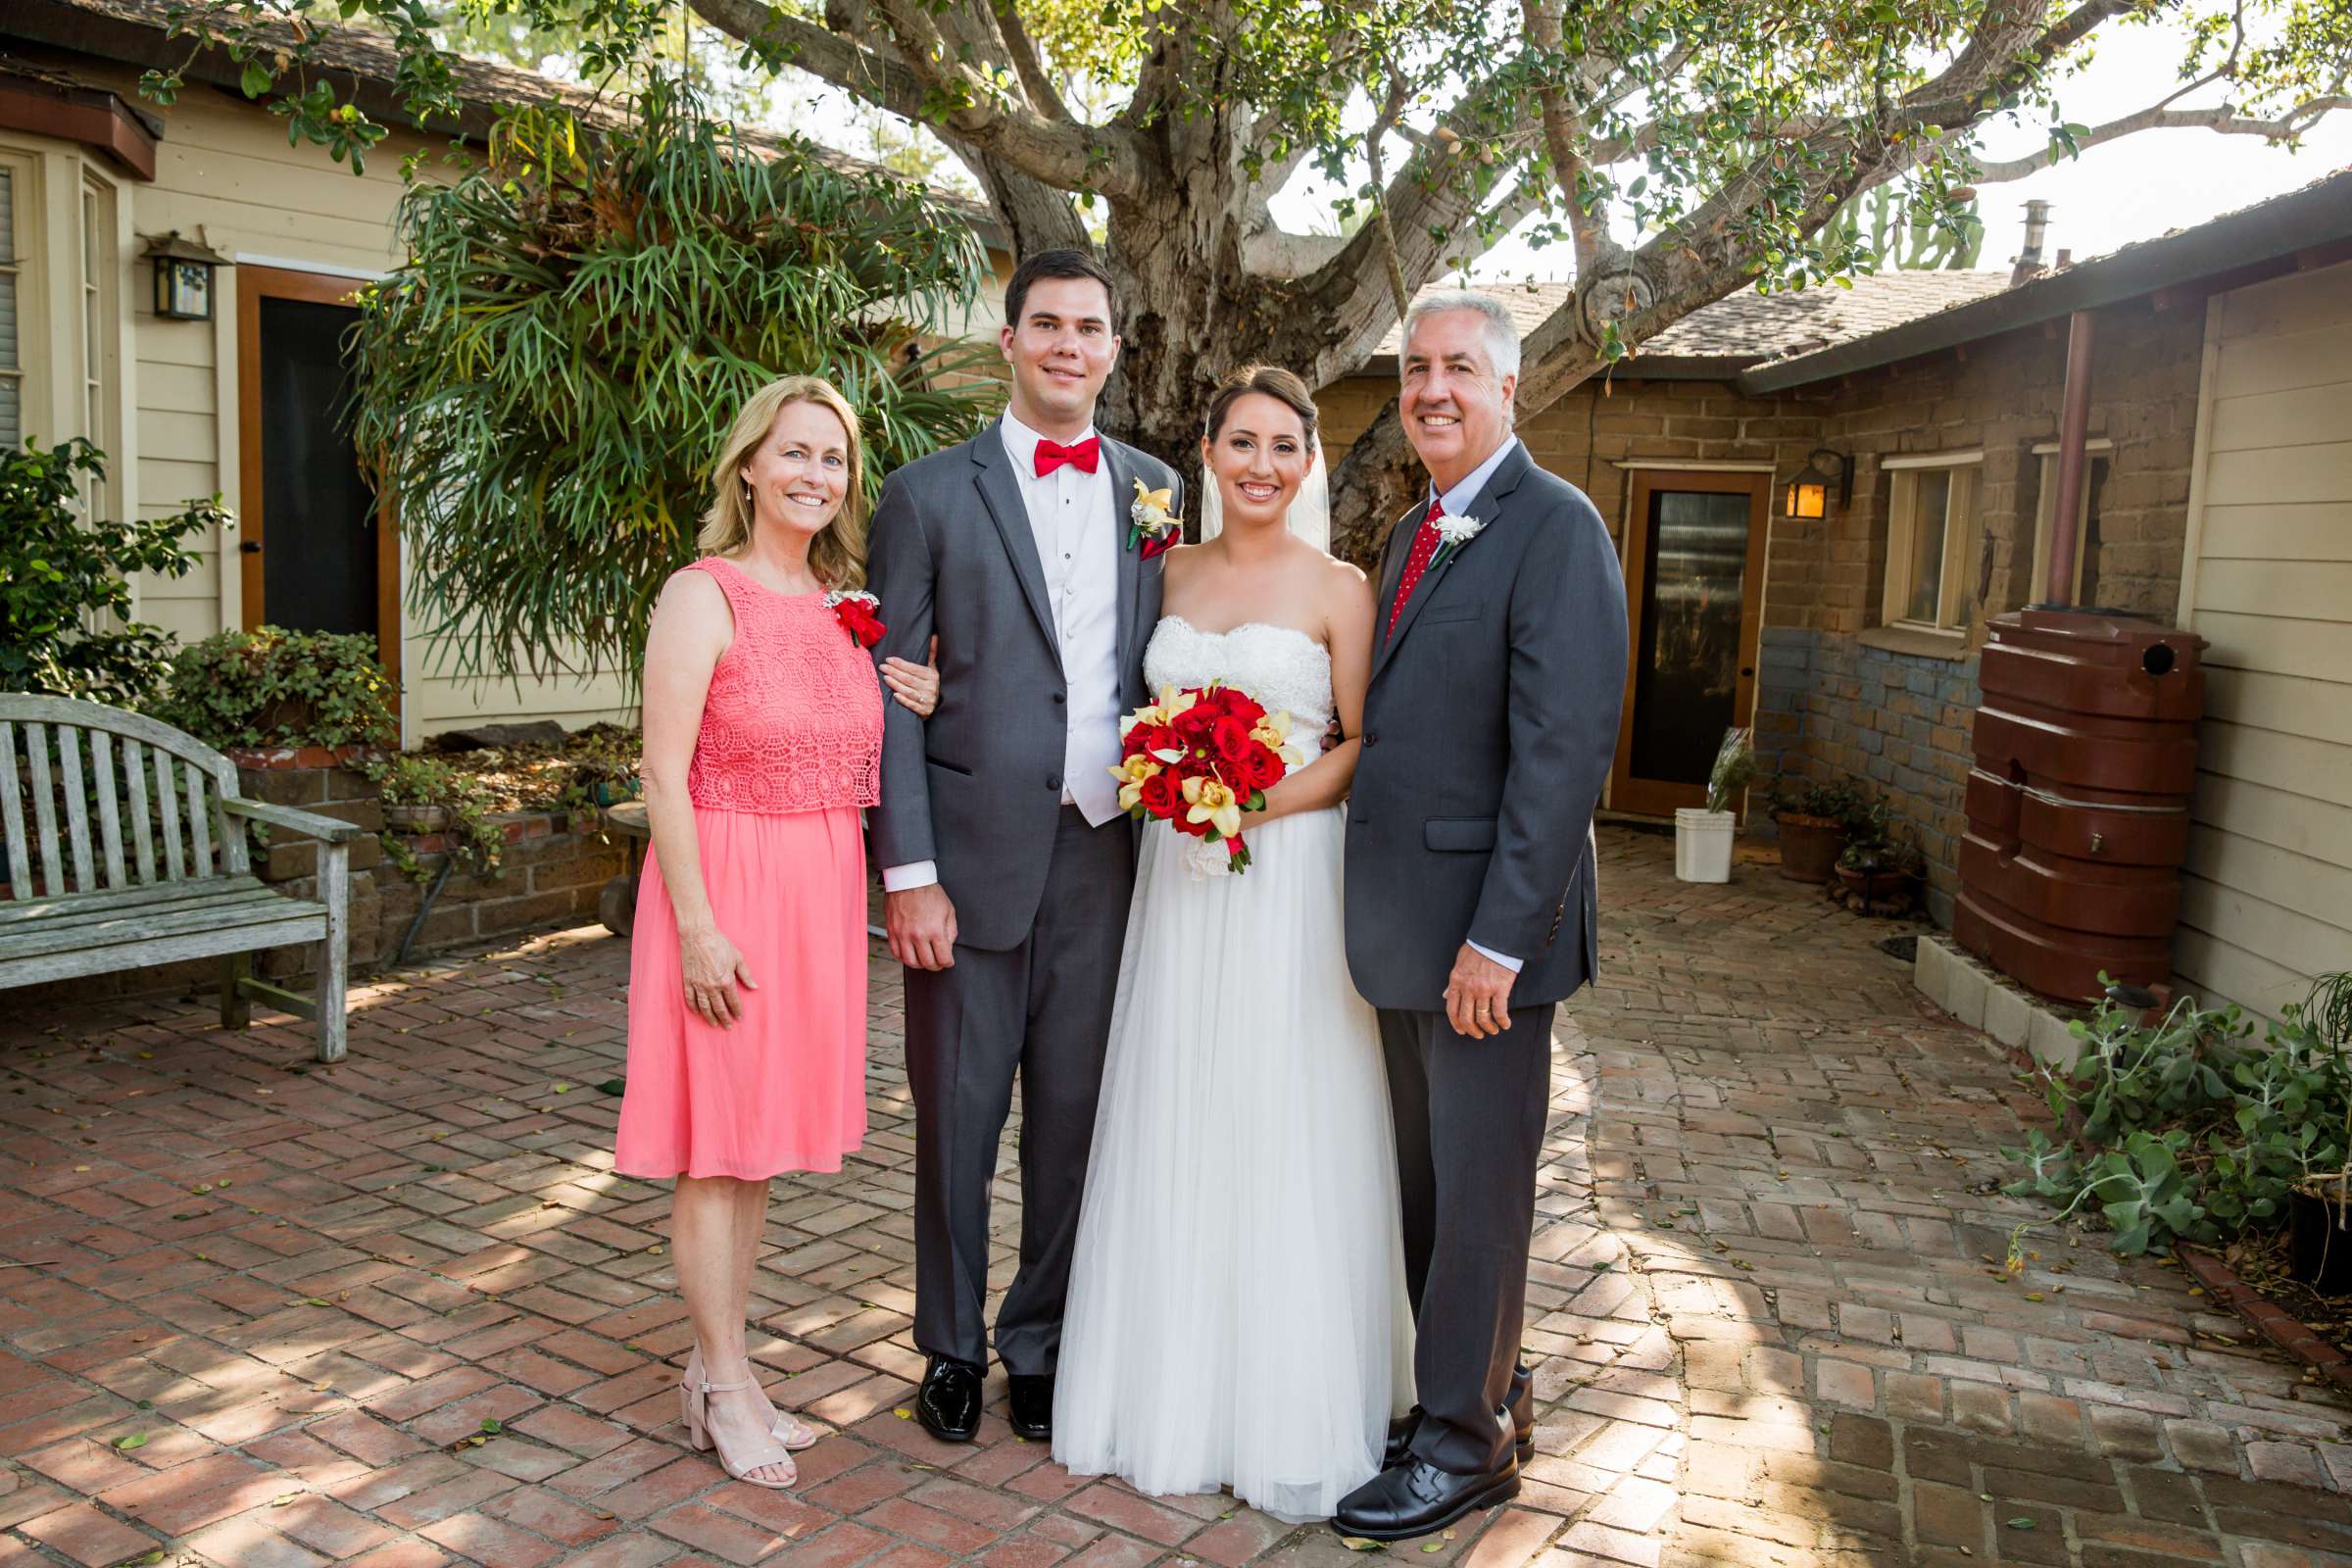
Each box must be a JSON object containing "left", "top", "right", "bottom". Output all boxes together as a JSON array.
[{"left": 1385, "top": 498, "right": 1444, "bottom": 643}]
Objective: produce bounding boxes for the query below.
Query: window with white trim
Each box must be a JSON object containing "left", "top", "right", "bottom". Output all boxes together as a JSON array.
[
  {"left": 1882, "top": 451, "right": 1983, "bottom": 633},
  {"left": 78, "top": 171, "right": 120, "bottom": 515},
  {"left": 2025, "top": 438, "right": 2111, "bottom": 608},
  {"left": 0, "top": 159, "right": 22, "bottom": 451}
]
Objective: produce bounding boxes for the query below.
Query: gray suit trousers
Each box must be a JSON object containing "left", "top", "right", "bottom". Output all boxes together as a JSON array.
[
  {"left": 904, "top": 806, "right": 1136, "bottom": 1375},
  {"left": 1379, "top": 1002, "right": 1556, "bottom": 1475}
]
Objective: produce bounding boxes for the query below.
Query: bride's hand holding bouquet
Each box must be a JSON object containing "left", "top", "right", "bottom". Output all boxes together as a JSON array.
[{"left": 1110, "top": 682, "right": 1304, "bottom": 875}]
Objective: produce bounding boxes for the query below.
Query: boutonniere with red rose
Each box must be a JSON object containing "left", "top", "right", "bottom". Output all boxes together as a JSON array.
[
  {"left": 1107, "top": 681, "right": 1306, "bottom": 876},
  {"left": 1128, "top": 478, "right": 1179, "bottom": 560},
  {"left": 825, "top": 588, "right": 885, "bottom": 648}
]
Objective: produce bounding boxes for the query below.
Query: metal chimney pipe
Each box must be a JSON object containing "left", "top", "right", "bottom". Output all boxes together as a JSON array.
[{"left": 2012, "top": 199, "right": 2053, "bottom": 286}]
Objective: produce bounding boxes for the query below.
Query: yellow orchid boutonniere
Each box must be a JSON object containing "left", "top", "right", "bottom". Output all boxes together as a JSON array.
[{"left": 1128, "top": 478, "right": 1179, "bottom": 559}]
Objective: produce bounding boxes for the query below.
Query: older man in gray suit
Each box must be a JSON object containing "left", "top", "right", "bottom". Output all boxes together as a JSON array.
[
  {"left": 1334, "top": 293, "right": 1629, "bottom": 1540},
  {"left": 864, "top": 250, "right": 1181, "bottom": 1447}
]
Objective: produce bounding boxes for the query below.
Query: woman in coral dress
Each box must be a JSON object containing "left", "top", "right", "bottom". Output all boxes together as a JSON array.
[{"left": 615, "top": 374, "right": 936, "bottom": 1490}]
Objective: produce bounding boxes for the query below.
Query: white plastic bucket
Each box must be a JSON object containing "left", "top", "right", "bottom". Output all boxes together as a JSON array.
[{"left": 1674, "top": 808, "right": 1736, "bottom": 883}]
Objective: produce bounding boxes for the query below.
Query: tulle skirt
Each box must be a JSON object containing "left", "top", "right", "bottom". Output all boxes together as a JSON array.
[{"left": 1053, "top": 804, "right": 1414, "bottom": 1522}]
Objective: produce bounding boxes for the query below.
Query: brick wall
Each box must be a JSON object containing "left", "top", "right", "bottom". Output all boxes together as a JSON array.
[{"left": 1323, "top": 298, "right": 2203, "bottom": 925}]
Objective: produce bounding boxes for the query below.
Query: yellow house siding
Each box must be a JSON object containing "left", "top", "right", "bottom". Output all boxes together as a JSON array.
[{"left": 2173, "top": 259, "right": 2352, "bottom": 1020}]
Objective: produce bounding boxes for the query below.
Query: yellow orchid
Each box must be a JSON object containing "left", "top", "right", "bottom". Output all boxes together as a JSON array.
[
  {"left": 1182, "top": 775, "right": 1244, "bottom": 841},
  {"left": 1109, "top": 754, "right": 1162, "bottom": 811},
  {"left": 1132, "top": 478, "right": 1174, "bottom": 517}
]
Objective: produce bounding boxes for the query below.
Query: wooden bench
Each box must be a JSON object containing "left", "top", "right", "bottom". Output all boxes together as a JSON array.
[{"left": 0, "top": 694, "right": 363, "bottom": 1061}]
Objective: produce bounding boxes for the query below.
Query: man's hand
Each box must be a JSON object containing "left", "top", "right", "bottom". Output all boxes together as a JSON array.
[
  {"left": 1443, "top": 944, "right": 1515, "bottom": 1038},
  {"left": 886, "top": 884, "right": 958, "bottom": 971}
]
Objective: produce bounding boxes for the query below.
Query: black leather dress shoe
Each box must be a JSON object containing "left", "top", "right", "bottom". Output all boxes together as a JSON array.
[
  {"left": 1333, "top": 1456, "right": 1520, "bottom": 1541},
  {"left": 915, "top": 1355, "right": 983, "bottom": 1443},
  {"left": 1381, "top": 1405, "right": 1535, "bottom": 1470},
  {"left": 1006, "top": 1373, "right": 1054, "bottom": 1440}
]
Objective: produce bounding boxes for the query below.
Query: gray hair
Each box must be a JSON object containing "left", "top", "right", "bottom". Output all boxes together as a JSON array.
[{"left": 1400, "top": 290, "right": 1523, "bottom": 382}]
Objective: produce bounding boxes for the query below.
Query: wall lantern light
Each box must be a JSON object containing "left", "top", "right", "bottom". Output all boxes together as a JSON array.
[
  {"left": 145, "top": 231, "right": 226, "bottom": 321},
  {"left": 1785, "top": 447, "right": 1850, "bottom": 519}
]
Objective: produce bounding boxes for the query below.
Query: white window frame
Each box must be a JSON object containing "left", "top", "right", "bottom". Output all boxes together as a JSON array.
[
  {"left": 1881, "top": 451, "right": 1984, "bottom": 635},
  {"left": 77, "top": 167, "right": 122, "bottom": 520},
  {"left": 2027, "top": 438, "right": 2113, "bottom": 607},
  {"left": 0, "top": 146, "right": 35, "bottom": 454}
]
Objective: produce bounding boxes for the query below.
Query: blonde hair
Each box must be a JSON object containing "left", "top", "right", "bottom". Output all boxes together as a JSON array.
[{"left": 698, "top": 375, "right": 869, "bottom": 590}]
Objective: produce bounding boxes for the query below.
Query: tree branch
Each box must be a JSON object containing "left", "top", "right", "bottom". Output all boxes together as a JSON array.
[
  {"left": 1972, "top": 95, "right": 2352, "bottom": 182},
  {"left": 689, "top": 0, "right": 1156, "bottom": 201},
  {"left": 990, "top": 0, "right": 1075, "bottom": 124}
]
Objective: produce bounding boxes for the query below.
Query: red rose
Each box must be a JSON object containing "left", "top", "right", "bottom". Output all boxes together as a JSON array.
[
  {"left": 1172, "top": 703, "right": 1217, "bottom": 740},
  {"left": 1137, "top": 769, "right": 1182, "bottom": 819},
  {"left": 1141, "top": 531, "right": 1178, "bottom": 562},
  {"left": 1224, "top": 692, "right": 1267, "bottom": 726},
  {"left": 834, "top": 597, "right": 885, "bottom": 648},
  {"left": 1212, "top": 714, "right": 1255, "bottom": 763},
  {"left": 1242, "top": 745, "right": 1287, "bottom": 791}
]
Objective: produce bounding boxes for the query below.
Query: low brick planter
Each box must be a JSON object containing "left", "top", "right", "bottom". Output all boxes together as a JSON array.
[
  {"left": 2179, "top": 1246, "right": 2352, "bottom": 1398},
  {"left": 376, "top": 807, "right": 626, "bottom": 956}
]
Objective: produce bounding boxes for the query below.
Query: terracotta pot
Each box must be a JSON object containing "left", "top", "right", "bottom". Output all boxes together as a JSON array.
[
  {"left": 1776, "top": 813, "right": 1848, "bottom": 883},
  {"left": 1836, "top": 864, "right": 1914, "bottom": 904},
  {"left": 385, "top": 803, "right": 449, "bottom": 833}
]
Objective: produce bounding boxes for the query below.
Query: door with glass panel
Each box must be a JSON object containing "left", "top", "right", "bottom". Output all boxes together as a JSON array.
[
  {"left": 1608, "top": 470, "right": 1770, "bottom": 817},
  {"left": 236, "top": 265, "right": 401, "bottom": 707}
]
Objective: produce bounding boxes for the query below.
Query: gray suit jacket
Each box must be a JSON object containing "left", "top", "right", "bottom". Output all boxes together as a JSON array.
[
  {"left": 1344, "top": 442, "right": 1629, "bottom": 1010},
  {"left": 865, "top": 420, "right": 1180, "bottom": 952}
]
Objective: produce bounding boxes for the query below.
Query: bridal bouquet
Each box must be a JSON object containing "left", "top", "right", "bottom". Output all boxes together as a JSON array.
[{"left": 1109, "top": 683, "right": 1306, "bottom": 875}]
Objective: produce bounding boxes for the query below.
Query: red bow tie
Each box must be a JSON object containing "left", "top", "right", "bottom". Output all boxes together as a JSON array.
[{"left": 1034, "top": 436, "right": 1101, "bottom": 477}]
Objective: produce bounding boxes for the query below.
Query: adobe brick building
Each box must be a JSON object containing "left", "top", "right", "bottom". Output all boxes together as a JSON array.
[{"left": 1324, "top": 174, "right": 2347, "bottom": 941}]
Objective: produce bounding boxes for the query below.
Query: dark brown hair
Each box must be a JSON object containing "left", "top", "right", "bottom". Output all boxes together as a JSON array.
[
  {"left": 1004, "top": 249, "right": 1118, "bottom": 332},
  {"left": 1203, "top": 365, "right": 1319, "bottom": 444}
]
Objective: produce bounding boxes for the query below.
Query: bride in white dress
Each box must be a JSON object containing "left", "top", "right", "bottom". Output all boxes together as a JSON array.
[{"left": 1053, "top": 367, "right": 1414, "bottom": 1522}]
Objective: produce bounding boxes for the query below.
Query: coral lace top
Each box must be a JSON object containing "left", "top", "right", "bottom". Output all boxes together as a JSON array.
[{"left": 684, "top": 557, "right": 882, "bottom": 813}]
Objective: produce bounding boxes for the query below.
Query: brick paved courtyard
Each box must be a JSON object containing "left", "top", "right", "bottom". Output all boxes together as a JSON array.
[{"left": 3, "top": 826, "right": 2349, "bottom": 1567}]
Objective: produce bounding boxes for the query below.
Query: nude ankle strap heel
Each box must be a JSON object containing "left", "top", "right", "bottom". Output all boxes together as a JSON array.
[{"left": 679, "top": 1372, "right": 798, "bottom": 1489}]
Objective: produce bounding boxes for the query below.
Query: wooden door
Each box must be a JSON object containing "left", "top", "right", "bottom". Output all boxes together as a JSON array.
[
  {"left": 236, "top": 265, "right": 400, "bottom": 710},
  {"left": 1608, "top": 469, "right": 1771, "bottom": 816}
]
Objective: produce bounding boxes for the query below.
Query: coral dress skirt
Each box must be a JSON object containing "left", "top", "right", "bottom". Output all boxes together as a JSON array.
[{"left": 615, "top": 558, "right": 883, "bottom": 1179}]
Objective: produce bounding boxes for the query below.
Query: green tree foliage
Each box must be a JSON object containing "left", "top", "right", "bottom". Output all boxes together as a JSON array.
[
  {"left": 0, "top": 440, "right": 220, "bottom": 708},
  {"left": 154, "top": 0, "right": 2352, "bottom": 555},
  {"left": 346, "top": 85, "right": 1000, "bottom": 679}
]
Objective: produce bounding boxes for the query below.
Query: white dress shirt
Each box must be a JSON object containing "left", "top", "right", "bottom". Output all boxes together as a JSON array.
[
  {"left": 1421, "top": 436, "right": 1526, "bottom": 976},
  {"left": 881, "top": 412, "right": 1126, "bottom": 894}
]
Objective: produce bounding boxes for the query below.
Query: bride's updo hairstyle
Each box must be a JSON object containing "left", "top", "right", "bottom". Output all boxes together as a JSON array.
[{"left": 1203, "top": 365, "right": 1319, "bottom": 444}]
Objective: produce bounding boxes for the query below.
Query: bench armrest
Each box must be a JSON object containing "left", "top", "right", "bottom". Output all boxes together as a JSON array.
[{"left": 220, "top": 798, "right": 369, "bottom": 845}]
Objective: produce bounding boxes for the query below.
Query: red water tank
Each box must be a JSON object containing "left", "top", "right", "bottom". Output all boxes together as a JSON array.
[{"left": 1953, "top": 608, "right": 2206, "bottom": 1003}]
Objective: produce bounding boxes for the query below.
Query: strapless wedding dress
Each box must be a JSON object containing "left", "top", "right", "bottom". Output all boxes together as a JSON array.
[{"left": 1052, "top": 616, "right": 1414, "bottom": 1522}]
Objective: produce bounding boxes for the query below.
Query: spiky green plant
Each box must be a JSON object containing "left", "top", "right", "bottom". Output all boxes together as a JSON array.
[{"left": 349, "top": 81, "right": 999, "bottom": 682}]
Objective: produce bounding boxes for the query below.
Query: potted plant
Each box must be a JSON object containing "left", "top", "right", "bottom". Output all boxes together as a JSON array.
[
  {"left": 1835, "top": 821, "right": 1923, "bottom": 914},
  {"left": 1771, "top": 774, "right": 1863, "bottom": 884},
  {"left": 1675, "top": 728, "right": 1754, "bottom": 884},
  {"left": 568, "top": 725, "right": 643, "bottom": 808},
  {"left": 371, "top": 755, "right": 455, "bottom": 833}
]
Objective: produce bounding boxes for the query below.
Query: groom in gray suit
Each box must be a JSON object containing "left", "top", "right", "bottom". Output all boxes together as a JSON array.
[
  {"left": 1335, "top": 293, "right": 1628, "bottom": 1540},
  {"left": 865, "top": 251, "right": 1181, "bottom": 1446}
]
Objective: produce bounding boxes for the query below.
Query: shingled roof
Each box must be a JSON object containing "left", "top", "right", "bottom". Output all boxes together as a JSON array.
[{"left": 1372, "top": 269, "right": 2013, "bottom": 369}]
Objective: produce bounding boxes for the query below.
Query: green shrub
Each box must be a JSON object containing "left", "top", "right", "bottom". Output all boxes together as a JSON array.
[
  {"left": 367, "top": 753, "right": 507, "bottom": 878},
  {"left": 1, "top": 438, "right": 219, "bottom": 708},
  {"left": 154, "top": 626, "right": 399, "bottom": 751},
  {"left": 2002, "top": 981, "right": 2352, "bottom": 1258}
]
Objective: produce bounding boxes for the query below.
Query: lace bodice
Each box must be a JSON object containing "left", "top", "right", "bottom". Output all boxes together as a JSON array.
[
  {"left": 1144, "top": 617, "right": 1334, "bottom": 747},
  {"left": 684, "top": 558, "right": 882, "bottom": 813}
]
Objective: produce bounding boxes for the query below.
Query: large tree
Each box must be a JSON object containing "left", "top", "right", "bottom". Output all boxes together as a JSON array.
[{"left": 158, "top": 0, "right": 2352, "bottom": 557}]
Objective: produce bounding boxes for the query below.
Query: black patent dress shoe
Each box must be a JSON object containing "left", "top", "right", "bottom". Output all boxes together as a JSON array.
[
  {"left": 1006, "top": 1373, "right": 1054, "bottom": 1441},
  {"left": 915, "top": 1355, "right": 983, "bottom": 1443},
  {"left": 1333, "top": 1456, "right": 1521, "bottom": 1541},
  {"left": 1382, "top": 1405, "right": 1535, "bottom": 1470}
]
